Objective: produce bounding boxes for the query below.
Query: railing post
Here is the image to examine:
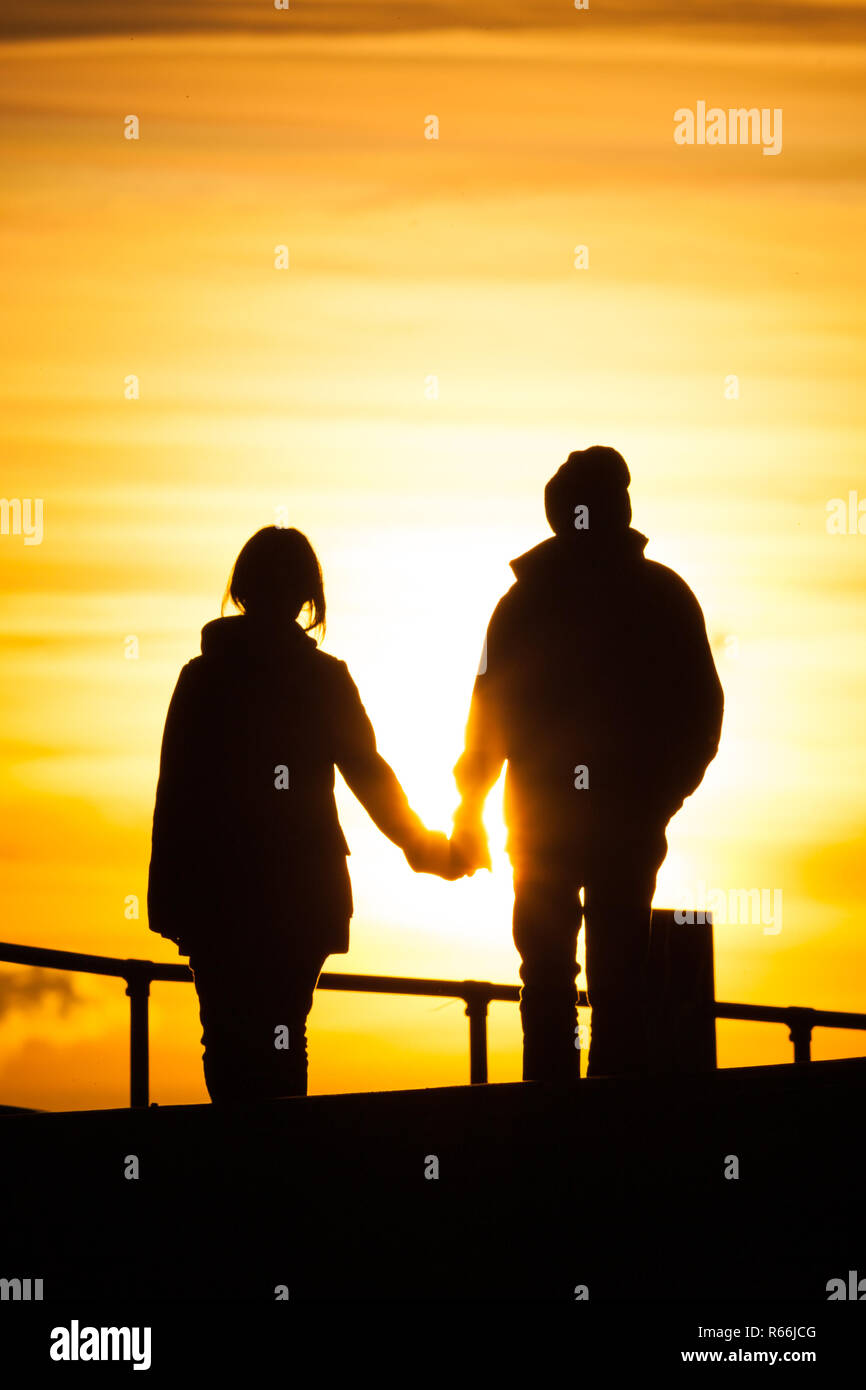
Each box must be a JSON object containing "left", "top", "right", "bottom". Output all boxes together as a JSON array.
[
  {"left": 787, "top": 1008, "right": 814, "bottom": 1063},
  {"left": 464, "top": 988, "right": 489, "bottom": 1085},
  {"left": 125, "top": 969, "right": 151, "bottom": 1108}
]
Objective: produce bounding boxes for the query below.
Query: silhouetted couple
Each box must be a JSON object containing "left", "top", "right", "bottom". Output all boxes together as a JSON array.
[{"left": 148, "top": 446, "right": 723, "bottom": 1100}]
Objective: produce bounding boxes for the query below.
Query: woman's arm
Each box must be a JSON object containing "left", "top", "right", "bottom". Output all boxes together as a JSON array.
[
  {"left": 147, "top": 663, "right": 201, "bottom": 947},
  {"left": 333, "top": 663, "right": 462, "bottom": 878}
]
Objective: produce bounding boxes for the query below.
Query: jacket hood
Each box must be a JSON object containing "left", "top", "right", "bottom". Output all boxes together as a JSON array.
[
  {"left": 509, "top": 527, "right": 649, "bottom": 584},
  {"left": 200, "top": 614, "right": 317, "bottom": 664}
]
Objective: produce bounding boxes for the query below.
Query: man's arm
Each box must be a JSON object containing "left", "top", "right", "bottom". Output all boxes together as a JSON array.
[
  {"left": 451, "top": 598, "right": 513, "bottom": 867},
  {"left": 665, "top": 575, "right": 725, "bottom": 804},
  {"left": 453, "top": 668, "right": 506, "bottom": 813}
]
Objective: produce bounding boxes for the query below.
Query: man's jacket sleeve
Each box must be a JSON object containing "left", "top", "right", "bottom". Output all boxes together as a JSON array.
[
  {"left": 667, "top": 577, "right": 725, "bottom": 803},
  {"left": 453, "top": 596, "right": 511, "bottom": 812}
]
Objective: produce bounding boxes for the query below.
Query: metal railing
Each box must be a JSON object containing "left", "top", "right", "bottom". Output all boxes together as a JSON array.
[{"left": 1, "top": 940, "right": 865, "bottom": 1108}]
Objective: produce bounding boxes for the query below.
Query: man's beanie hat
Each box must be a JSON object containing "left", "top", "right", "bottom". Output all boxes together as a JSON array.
[{"left": 544, "top": 445, "right": 631, "bottom": 536}]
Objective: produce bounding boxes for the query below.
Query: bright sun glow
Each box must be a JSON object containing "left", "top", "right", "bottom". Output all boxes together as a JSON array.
[{"left": 1, "top": 20, "right": 866, "bottom": 1108}]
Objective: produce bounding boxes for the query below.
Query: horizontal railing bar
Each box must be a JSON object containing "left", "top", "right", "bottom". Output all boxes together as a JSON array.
[
  {"left": 0, "top": 940, "right": 179, "bottom": 981},
  {"left": 0, "top": 942, "right": 523, "bottom": 1003},
  {"left": 2, "top": 942, "right": 865, "bottom": 1032},
  {"left": 714, "top": 1002, "right": 866, "bottom": 1031},
  {"left": 318, "top": 973, "right": 521, "bottom": 1003}
]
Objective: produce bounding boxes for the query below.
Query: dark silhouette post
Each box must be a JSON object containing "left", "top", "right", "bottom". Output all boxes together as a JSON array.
[
  {"left": 465, "top": 990, "right": 489, "bottom": 1084},
  {"left": 647, "top": 909, "right": 717, "bottom": 1073},
  {"left": 787, "top": 1008, "right": 815, "bottom": 1062},
  {"left": 451, "top": 446, "right": 724, "bottom": 1081},
  {"left": 125, "top": 966, "right": 151, "bottom": 1109}
]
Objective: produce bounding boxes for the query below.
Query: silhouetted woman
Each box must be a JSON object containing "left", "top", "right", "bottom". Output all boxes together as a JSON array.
[{"left": 148, "top": 526, "right": 459, "bottom": 1101}]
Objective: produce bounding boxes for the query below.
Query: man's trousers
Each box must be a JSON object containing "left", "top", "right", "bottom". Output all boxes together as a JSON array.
[{"left": 511, "top": 827, "right": 668, "bottom": 1081}]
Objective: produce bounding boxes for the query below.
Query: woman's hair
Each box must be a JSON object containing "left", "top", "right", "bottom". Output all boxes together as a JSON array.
[{"left": 221, "top": 526, "right": 326, "bottom": 639}]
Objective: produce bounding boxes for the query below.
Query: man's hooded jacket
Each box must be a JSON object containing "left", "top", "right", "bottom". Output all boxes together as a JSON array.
[{"left": 454, "top": 526, "right": 724, "bottom": 862}]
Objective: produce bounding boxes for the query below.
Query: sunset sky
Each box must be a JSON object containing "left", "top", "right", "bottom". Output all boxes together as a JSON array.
[{"left": 1, "top": 1, "right": 865, "bottom": 1110}]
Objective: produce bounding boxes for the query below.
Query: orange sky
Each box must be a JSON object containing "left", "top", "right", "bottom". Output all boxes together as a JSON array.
[{"left": 1, "top": 4, "right": 865, "bottom": 1109}]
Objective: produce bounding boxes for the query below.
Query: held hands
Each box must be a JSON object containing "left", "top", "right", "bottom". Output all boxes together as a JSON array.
[
  {"left": 449, "top": 804, "right": 492, "bottom": 876},
  {"left": 403, "top": 828, "right": 469, "bottom": 881},
  {"left": 402, "top": 804, "right": 492, "bottom": 881},
  {"left": 450, "top": 800, "right": 492, "bottom": 872},
  {"left": 449, "top": 824, "right": 491, "bottom": 876}
]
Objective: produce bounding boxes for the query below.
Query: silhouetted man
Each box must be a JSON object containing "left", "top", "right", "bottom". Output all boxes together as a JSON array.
[{"left": 452, "top": 446, "right": 724, "bottom": 1080}]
